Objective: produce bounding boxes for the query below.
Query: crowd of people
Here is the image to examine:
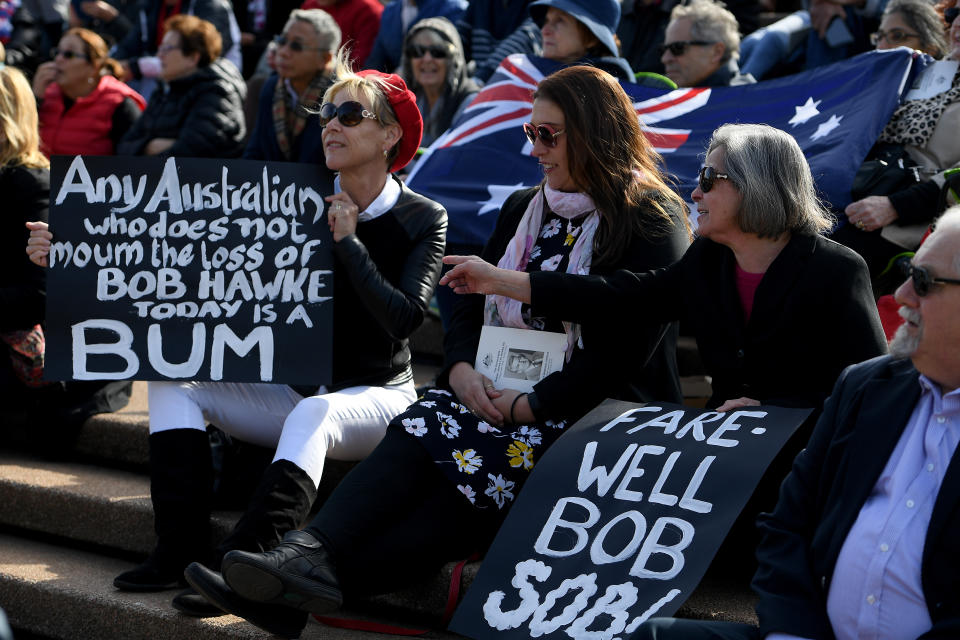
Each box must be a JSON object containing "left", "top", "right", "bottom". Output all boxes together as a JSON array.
[{"left": 4, "top": 0, "right": 960, "bottom": 638}]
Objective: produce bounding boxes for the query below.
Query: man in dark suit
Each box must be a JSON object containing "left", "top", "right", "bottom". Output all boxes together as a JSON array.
[{"left": 634, "top": 205, "right": 960, "bottom": 639}]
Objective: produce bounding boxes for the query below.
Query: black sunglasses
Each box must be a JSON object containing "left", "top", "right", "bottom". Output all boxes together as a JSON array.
[
  {"left": 944, "top": 6, "right": 958, "bottom": 24},
  {"left": 51, "top": 47, "right": 89, "bottom": 61},
  {"left": 698, "top": 166, "right": 730, "bottom": 193},
  {"left": 523, "top": 122, "right": 564, "bottom": 147},
  {"left": 406, "top": 43, "right": 449, "bottom": 59},
  {"left": 317, "top": 101, "right": 378, "bottom": 127},
  {"left": 658, "top": 40, "right": 715, "bottom": 56},
  {"left": 273, "top": 35, "right": 322, "bottom": 53},
  {"left": 899, "top": 260, "right": 960, "bottom": 297}
]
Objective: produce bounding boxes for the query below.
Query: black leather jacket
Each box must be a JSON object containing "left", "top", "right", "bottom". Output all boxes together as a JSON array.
[{"left": 327, "top": 177, "right": 447, "bottom": 390}]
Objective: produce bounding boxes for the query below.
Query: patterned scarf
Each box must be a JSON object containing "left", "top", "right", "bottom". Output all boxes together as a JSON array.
[
  {"left": 483, "top": 184, "right": 600, "bottom": 361},
  {"left": 880, "top": 68, "right": 960, "bottom": 148},
  {"left": 272, "top": 73, "right": 329, "bottom": 160}
]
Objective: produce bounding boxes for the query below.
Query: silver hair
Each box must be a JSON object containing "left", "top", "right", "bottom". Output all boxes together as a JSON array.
[
  {"left": 670, "top": 0, "right": 742, "bottom": 62},
  {"left": 883, "top": 0, "right": 948, "bottom": 58},
  {"left": 283, "top": 8, "right": 341, "bottom": 52},
  {"left": 707, "top": 123, "right": 835, "bottom": 238}
]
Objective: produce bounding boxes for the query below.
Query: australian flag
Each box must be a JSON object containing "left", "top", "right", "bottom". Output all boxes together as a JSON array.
[{"left": 406, "top": 49, "right": 922, "bottom": 247}]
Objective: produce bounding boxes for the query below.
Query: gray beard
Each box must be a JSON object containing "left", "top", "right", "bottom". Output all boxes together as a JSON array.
[{"left": 889, "top": 322, "right": 921, "bottom": 360}]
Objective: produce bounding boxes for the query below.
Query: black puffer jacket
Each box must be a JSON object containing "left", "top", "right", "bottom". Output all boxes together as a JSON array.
[{"left": 117, "top": 59, "right": 246, "bottom": 158}]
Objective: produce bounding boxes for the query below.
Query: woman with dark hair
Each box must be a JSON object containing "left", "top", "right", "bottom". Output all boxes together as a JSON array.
[
  {"left": 400, "top": 17, "right": 478, "bottom": 148},
  {"left": 32, "top": 27, "right": 145, "bottom": 156},
  {"left": 838, "top": 0, "right": 959, "bottom": 280},
  {"left": 116, "top": 14, "right": 246, "bottom": 157},
  {"left": 184, "top": 65, "right": 691, "bottom": 638}
]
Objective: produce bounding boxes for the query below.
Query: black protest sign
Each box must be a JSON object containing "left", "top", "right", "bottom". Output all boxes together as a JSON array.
[
  {"left": 450, "top": 399, "right": 811, "bottom": 640},
  {"left": 44, "top": 155, "right": 334, "bottom": 384}
]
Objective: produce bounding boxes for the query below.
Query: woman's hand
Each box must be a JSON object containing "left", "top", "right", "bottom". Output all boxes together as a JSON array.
[
  {"left": 440, "top": 255, "right": 533, "bottom": 303},
  {"left": 32, "top": 62, "right": 58, "bottom": 100},
  {"left": 144, "top": 138, "right": 176, "bottom": 156},
  {"left": 715, "top": 397, "right": 761, "bottom": 412},
  {"left": 448, "top": 361, "right": 503, "bottom": 425},
  {"left": 325, "top": 193, "right": 360, "bottom": 242},
  {"left": 25, "top": 221, "right": 52, "bottom": 267},
  {"left": 844, "top": 196, "right": 898, "bottom": 232},
  {"left": 493, "top": 388, "right": 534, "bottom": 424}
]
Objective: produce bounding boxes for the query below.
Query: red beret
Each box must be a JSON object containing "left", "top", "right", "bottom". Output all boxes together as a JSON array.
[{"left": 357, "top": 70, "right": 423, "bottom": 173}]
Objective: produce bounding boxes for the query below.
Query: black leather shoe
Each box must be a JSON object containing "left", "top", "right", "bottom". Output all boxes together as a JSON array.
[
  {"left": 184, "top": 563, "right": 308, "bottom": 639},
  {"left": 171, "top": 587, "right": 226, "bottom": 617},
  {"left": 114, "top": 552, "right": 186, "bottom": 592},
  {"left": 221, "top": 529, "right": 343, "bottom": 614}
]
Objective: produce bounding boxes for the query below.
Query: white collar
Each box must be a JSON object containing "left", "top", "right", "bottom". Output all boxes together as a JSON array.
[{"left": 334, "top": 174, "right": 401, "bottom": 222}]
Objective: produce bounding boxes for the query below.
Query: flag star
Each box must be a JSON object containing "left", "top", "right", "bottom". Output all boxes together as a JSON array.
[
  {"left": 788, "top": 97, "right": 821, "bottom": 127},
  {"left": 477, "top": 183, "right": 529, "bottom": 215},
  {"left": 810, "top": 114, "right": 843, "bottom": 141}
]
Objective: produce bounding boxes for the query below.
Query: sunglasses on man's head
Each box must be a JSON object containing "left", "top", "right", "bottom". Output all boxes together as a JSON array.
[
  {"left": 406, "top": 43, "right": 449, "bottom": 59},
  {"left": 51, "top": 48, "right": 89, "bottom": 61},
  {"left": 317, "top": 101, "right": 379, "bottom": 127},
  {"left": 869, "top": 28, "right": 920, "bottom": 46},
  {"left": 273, "top": 35, "right": 322, "bottom": 53},
  {"left": 523, "top": 122, "right": 564, "bottom": 147},
  {"left": 657, "top": 40, "right": 714, "bottom": 56},
  {"left": 898, "top": 260, "right": 960, "bottom": 297},
  {"left": 698, "top": 166, "right": 730, "bottom": 193}
]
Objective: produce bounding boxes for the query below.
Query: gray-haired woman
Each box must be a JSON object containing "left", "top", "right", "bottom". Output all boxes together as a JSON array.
[
  {"left": 400, "top": 17, "right": 478, "bottom": 149},
  {"left": 244, "top": 9, "right": 341, "bottom": 165},
  {"left": 444, "top": 123, "right": 888, "bottom": 415}
]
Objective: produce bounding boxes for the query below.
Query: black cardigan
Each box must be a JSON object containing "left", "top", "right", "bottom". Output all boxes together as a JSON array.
[
  {"left": 440, "top": 186, "right": 690, "bottom": 422},
  {"left": 531, "top": 232, "right": 888, "bottom": 410},
  {"left": 328, "top": 177, "right": 447, "bottom": 390},
  {"left": 0, "top": 165, "right": 48, "bottom": 332}
]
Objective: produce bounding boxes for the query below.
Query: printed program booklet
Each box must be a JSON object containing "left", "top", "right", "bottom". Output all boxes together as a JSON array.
[{"left": 474, "top": 326, "right": 566, "bottom": 393}]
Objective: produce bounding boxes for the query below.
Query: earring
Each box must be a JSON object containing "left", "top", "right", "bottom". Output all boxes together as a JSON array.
[{"left": 383, "top": 149, "right": 388, "bottom": 158}]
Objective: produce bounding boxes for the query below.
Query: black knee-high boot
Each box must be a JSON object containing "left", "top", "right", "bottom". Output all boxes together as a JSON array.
[
  {"left": 173, "top": 459, "right": 316, "bottom": 616},
  {"left": 114, "top": 429, "right": 214, "bottom": 591}
]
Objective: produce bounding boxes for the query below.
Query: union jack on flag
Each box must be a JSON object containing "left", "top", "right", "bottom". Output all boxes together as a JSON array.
[{"left": 407, "top": 50, "right": 921, "bottom": 247}]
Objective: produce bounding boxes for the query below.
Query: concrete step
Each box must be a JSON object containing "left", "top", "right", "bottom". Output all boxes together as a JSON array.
[{"left": 0, "top": 532, "right": 462, "bottom": 640}]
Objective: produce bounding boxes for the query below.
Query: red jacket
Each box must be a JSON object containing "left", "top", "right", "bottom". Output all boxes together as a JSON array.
[
  {"left": 300, "top": 0, "right": 383, "bottom": 67},
  {"left": 39, "top": 75, "right": 146, "bottom": 157}
]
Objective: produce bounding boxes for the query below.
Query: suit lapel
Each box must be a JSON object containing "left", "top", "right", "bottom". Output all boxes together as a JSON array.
[{"left": 834, "top": 363, "right": 921, "bottom": 532}]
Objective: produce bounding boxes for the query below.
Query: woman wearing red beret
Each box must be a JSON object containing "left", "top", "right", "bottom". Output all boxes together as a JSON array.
[{"left": 88, "top": 52, "right": 447, "bottom": 617}]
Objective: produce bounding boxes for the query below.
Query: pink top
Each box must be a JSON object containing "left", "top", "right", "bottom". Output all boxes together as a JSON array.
[{"left": 734, "top": 263, "right": 764, "bottom": 322}]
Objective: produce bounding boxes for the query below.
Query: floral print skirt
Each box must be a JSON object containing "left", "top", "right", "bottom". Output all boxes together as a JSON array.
[{"left": 391, "top": 388, "right": 568, "bottom": 512}]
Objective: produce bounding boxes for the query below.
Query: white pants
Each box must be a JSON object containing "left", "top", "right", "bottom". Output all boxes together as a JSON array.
[{"left": 148, "top": 381, "right": 417, "bottom": 485}]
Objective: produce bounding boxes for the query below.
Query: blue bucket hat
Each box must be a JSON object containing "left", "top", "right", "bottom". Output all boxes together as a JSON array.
[{"left": 529, "top": 0, "right": 621, "bottom": 59}]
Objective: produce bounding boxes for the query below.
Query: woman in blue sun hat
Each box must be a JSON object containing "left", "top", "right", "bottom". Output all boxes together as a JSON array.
[{"left": 528, "top": 0, "right": 636, "bottom": 81}]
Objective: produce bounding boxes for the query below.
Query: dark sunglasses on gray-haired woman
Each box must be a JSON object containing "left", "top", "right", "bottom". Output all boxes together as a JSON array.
[{"left": 698, "top": 166, "right": 730, "bottom": 192}]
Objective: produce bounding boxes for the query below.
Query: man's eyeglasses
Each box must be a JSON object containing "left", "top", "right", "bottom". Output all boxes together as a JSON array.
[
  {"left": 405, "top": 43, "right": 450, "bottom": 59},
  {"left": 658, "top": 40, "right": 715, "bottom": 56},
  {"left": 698, "top": 166, "right": 730, "bottom": 193},
  {"left": 870, "top": 28, "right": 920, "bottom": 46},
  {"left": 273, "top": 35, "right": 323, "bottom": 53},
  {"left": 523, "top": 122, "right": 564, "bottom": 147},
  {"left": 899, "top": 260, "right": 960, "bottom": 297},
  {"left": 51, "top": 48, "right": 89, "bottom": 61},
  {"left": 157, "top": 44, "right": 182, "bottom": 55},
  {"left": 317, "top": 101, "right": 379, "bottom": 127}
]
